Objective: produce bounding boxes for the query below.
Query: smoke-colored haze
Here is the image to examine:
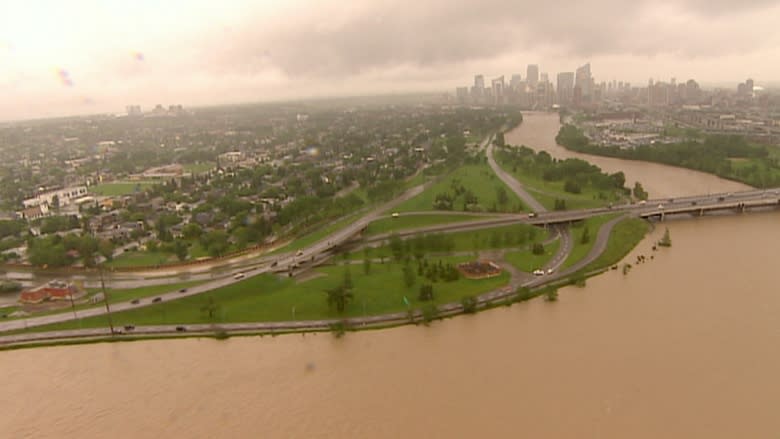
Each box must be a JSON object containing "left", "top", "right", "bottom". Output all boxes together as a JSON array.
[{"left": 1, "top": 0, "right": 779, "bottom": 120}]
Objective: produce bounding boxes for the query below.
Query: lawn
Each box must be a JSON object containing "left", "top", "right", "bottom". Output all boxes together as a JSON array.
[
  {"left": 504, "top": 240, "right": 561, "bottom": 272},
  {"left": 18, "top": 256, "right": 510, "bottom": 332},
  {"left": 584, "top": 218, "right": 649, "bottom": 272},
  {"left": 359, "top": 223, "right": 552, "bottom": 260},
  {"left": 494, "top": 154, "right": 626, "bottom": 210},
  {"left": 106, "top": 251, "right": 175, "bottom": 268},
  {"left": 183, "top": 162, "right": 215, "bottom": 174},
  {"left": 365, "top": 214, "right": 497, "bottom": 236},
  {"left": 392, "top": 162, "right": 527, "bottom": 213},
  {"left": 271, "top": 212, "right": 365, "bottom": 255},
  {"left": 559, "top": 214, "right": 618, "bottom": 271},
  {"left": 90, "top": 181, "right": 157, "bottom": 196}
]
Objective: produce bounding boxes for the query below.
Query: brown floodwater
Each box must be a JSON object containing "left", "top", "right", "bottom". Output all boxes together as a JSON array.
[{"left": 2, "top": 113, "right": 778, "bottom": 438}]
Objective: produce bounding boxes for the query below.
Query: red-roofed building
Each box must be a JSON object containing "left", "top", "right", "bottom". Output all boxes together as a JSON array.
[{"left": 19, "top": 281, "right": 82, "bottom": 304}]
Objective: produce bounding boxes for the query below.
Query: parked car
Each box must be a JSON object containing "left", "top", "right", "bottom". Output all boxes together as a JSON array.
[{"left": 152, "top": 297, "right": 162, "bottom": 303}]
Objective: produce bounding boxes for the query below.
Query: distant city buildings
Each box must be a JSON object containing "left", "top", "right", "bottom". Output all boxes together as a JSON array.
[{"left": 526, "top": 65, "right": 539, "bottom": 88}]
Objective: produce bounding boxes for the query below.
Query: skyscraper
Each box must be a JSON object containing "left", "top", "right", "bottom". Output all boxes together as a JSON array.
[
  {"left": 492, "top": 76, "right": 505, "bottom": 104},
  {"left": 575, "top": 63, "right": 592, "bottom": 104},
  {"left": 472, "top": 75, "right": 485, "bottom": 103},
  {"left": 527, "top": 65, "right": 539, "bottom": 87},
  {"left": 556, "top": 72, "right": 575, "bottom": 106}
]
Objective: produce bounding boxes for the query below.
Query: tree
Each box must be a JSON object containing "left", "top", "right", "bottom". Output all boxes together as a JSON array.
[
  {"left": 580, "top": 226, "right": 591, "bottom": 244},
  {"left": 389, "top": 233, "right": 404, "bottom": 261},
  {"left": 343, "top": 266, "right": 353, "bottom": 290},
  {"left": 182, "top": 223, "right": 203, "bottom": 240},
  {"left": 532, "top": 243, "right": 545, "bottom": 255},
  {"left": 418, "top": 284, "right": 434, "bottom": 301},
  {"left": 324, "top": 285, "right": 354, "bottom": 313},
  {"left": 200, "top": 296, "right": 220, "bottom": 320},
  {"left": 363, "top": 257, "right": 371, "bottom": 275},
  {"left": 402, "top": 262, "right": 416, "bottom": 288},
  {"left": 172, "top": 240, "right": 189, "bottom": 261},
  {"left": 658, "top": 228, "right": 672, "bottom": 247},
  {"left": 633, "top": 182, "right": 649, "bottom": 200},
  {"left": 496, "top": 186, "right": 509, "bottom": 206},
  {"left": 98, "top": 239, "right": 114, "bottom": 262}
]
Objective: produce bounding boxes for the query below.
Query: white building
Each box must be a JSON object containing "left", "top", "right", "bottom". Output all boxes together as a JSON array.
[{"left": 23, "top": 186, "right": 88, "bottom": 208}]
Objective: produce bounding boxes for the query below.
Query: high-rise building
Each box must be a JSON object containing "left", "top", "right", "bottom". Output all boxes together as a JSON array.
[
  {"left": 540, "top": 73, "right": 549, "bottom": 84},
  {"left": 556, "top": 72, "right": 575, "bottom": 106},
  {"left": 527, "top": 65, "right": 539, "bottom": 87},
  {"left": 510, "top": 74, "right": 522, "bottom": 89},
  {"left": 472, "top": 75, "right": 485, "bottom": 103},
  {"left": 455, "top": 87, "right": 469, "bottom": 103},
  {"left": 746, "top": 78, "right": 754, "bottom": 95},
  {"left": 575, "top": 63, "right": 592, "bottom": 104},
  {"left": 126, "top": 105, "right": 142, "bottom": 116},
  {"left": 492, "top": 76, "right": 505, "bottom": 105},
  {"left": 474, "top": 75, "right": 485, "bottom": 89}
]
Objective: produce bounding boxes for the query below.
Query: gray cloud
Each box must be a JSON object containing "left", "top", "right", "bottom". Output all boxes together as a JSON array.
[{"left": 202, "top": 0, "right": 780, "bottom": 78}]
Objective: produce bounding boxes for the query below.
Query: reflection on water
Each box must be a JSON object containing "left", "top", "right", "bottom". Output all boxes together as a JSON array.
[{"left": 1, "top": 114, "right": 778, "bottom": 438}]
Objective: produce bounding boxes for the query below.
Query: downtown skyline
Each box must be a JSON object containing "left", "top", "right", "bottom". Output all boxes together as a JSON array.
[{"left": 2, "top": 0, "right": 780, "bottom": 120}]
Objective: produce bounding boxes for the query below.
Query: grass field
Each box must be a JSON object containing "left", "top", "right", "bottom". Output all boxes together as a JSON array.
[
  {"left": 393, "top": 163, "right": 527, "bottom": 213},
  {"left": 559, "top": 214, "right": 618, "bottom": 271},
  {"left": 106, "top": 251, "right": 175, "bottom": 268},
  {"left": 90, "top": 181, "right": 157, "bottom": 196},
  {"left": 17, "top": 256, "right": 509, "bottom": 332},
  {"left": 584, "top": 218, "right": 650, "bottom": 272},
  {"left": 365, "top": 214, "right": 497, "bottom": 236},
  {"left": 504, "top": 240, "right": 561, "bottom": 272},
  {"left": 494, "top": 154, "right": 626, "bottom": 210}
]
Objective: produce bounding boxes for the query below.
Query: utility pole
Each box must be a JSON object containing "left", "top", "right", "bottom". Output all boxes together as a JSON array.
[{"left": 99, "top": 265, "right": 114, "bottom": 334}]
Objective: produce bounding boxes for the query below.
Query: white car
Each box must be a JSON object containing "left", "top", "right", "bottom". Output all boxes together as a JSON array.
[
  {"left": 296, "top": 250, "right": 304, "bottom": 257},
  {"left": 546, "top": 268, "right": 554, "bottom": 275},
  {"left": 657, "top": 204, "right": 664, "bottom": 209},
  {"left": 233, "top": 272, "right": 245, "bottom": 280},
  {"left": 532, "top": 269, "right": 544, "bottom": 276}
]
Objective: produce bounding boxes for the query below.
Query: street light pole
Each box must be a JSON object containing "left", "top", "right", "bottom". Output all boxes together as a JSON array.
[{"left": 99, "top": 265, "right": 114, "bottom": 334}]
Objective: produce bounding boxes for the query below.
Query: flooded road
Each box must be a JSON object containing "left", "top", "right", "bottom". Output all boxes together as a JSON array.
[{"left": 2, "top": 113, "right": 778, "bottom": 438}]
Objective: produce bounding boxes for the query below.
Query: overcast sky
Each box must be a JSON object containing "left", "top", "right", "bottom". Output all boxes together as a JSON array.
[{"left": 1, "top": 0, "right": 779, "bottom": 121}]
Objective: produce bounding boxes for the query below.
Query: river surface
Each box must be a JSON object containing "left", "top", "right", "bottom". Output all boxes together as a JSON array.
[
  {"left": 2, "top": 113, "right": 779, "bottom": 438},
  {"left": 505, "top": 112, "right": 751, "bottom": 197}
]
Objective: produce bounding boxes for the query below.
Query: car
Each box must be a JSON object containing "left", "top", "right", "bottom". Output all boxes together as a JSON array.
[
  {"left": 175, "top": 326, "right": 186, "bottom": 332},
  {"left": 639, "top": 200, "right": 647, "bottom": 205},
  {"left": 270, "top": 261, "right": 278, "bottom": 267},
  {"left": 691, "top": 201, "right": 698, "bottom": 206},
  {"left": 532, "top": 269, "right": 544, "bottom": 276},
  {"left": 179, "top": 288, "right": 187, "bottom": 293},
  {"left": 528, "top": 212, "right": 537, "bottom": 218},
  {"left": 234, "top": 272, "right": 245, "bottom": 280},
  {"left": 124, "top": 325, "right": 135, "bottom": 331},
  {"left": 152, "top": 297, "right": 162, "bottom": 303},
  {"left": 657, "top": 204, "right": 664, "bottom": 209},
  {"left": 718, "top": 196, "right": 725, "bottom": 202},
  {"left": 391, "top": 212, "right": 400, "bottom": 218},
  {"left": 296, "top": 250, "right": 304, "bottom": 257},
  {"left": 546, "top": 268, "right": 554, "bottom": 275},
  {"left": 131, "top": 299, "right": 140, "bottom": 305}
]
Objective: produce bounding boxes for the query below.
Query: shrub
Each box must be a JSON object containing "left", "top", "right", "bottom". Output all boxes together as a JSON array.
[{"left": 461, "top": 296, "right": 478, "bottom": 313}]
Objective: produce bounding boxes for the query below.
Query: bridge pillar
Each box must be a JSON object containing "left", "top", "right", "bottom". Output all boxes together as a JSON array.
[
  {"left": 660, "top": 212, "right": 665, "bottom": 222},
  {"left": 699, "top": 208, "right": 704, "bottom": 217}
]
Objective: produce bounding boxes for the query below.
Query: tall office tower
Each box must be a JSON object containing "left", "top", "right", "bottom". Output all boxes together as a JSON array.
[
  {"left": 527, "top": 64, "right": 539, "bottom": 87},
  {"left": 126, "top": 105, "right": 142, "bottom": 116},
  {"left": 455, "top": 87, "right": 469, "bottom": 103},
  {"left": 492, "top": 76, "right": 505, "bottom": 104},
  {"left": 556, "top": 72, "right": 575, "bottom": 106},
  {"left": 472, "top": 75, "right": 485, "bottom": 102},
  {"left": 510, "top": 74, "right": 522, "bottom": 89},
  {"left": 540, "top": 73, "right": 549, "bottom": 84},
  {"left": 746, "top": 78, "right": 754, "bottom": 95},
  {"left": 575, "top": 63, "right": 592, "bottom": 104}
]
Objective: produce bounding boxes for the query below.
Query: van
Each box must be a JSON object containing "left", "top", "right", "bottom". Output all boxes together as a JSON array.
[{"left": 391, "top": 212, "right": 400, "bottom": 218}]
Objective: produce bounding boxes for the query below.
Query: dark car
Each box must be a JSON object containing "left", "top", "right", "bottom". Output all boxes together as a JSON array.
[
  {"left": 152, "top": 297, "right": 162, "bottom": 303},
  {"left": 124, "top": 325, "right": 135, "bottom": 331},
  {"left": 179, "top": 288, "right": 187, "bottom": 293},
  {"left": 131, "top": 299, "right": 140, "bottom": 305},
  {"left": 175, "top": 326, "right": 186, "bottom": 332},
  {"left": 270, "top": 261, "right": 278, "bottom": 267}
]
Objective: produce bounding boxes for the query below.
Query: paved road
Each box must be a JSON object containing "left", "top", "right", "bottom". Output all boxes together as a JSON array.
[{"left": 486, "top": 142, "right": 547, "bottom": 213}]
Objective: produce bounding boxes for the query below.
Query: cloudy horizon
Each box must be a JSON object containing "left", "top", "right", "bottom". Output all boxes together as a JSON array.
[{"left": 2, "top": 0, "right": 779, "bottom": 121}]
